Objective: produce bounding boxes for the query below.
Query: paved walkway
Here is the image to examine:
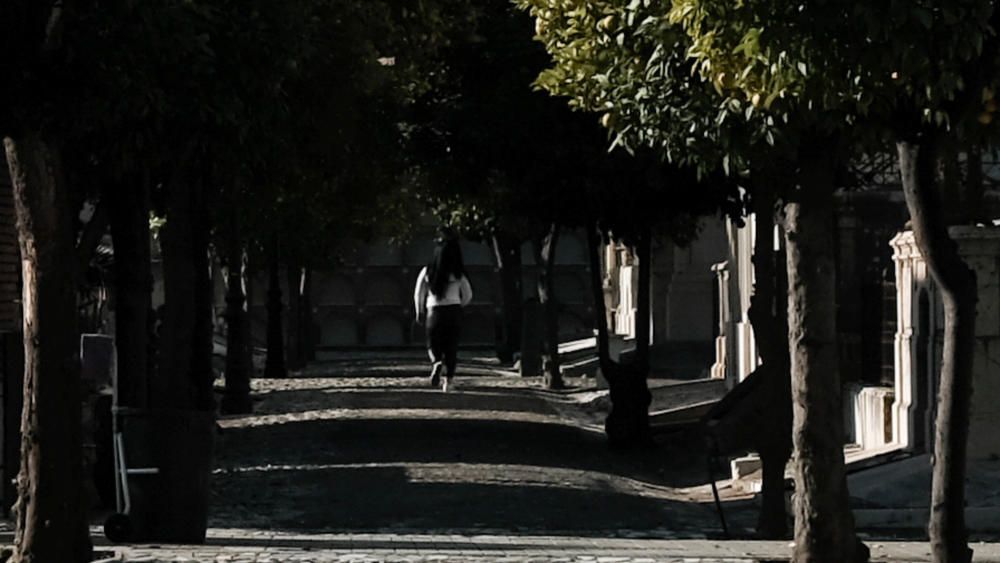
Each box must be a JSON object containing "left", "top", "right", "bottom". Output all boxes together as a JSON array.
[
  {"left": 71, "top": 363, "right": 1000, "bottom": 561},
  {"left": 91, "top": 531, "right": 1000, "bottom": 562}
]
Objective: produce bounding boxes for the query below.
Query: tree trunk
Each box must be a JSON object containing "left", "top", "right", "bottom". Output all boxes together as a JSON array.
[
  {"left": 534, "top": 223, "right": 562, "bottom": 389},
  {"left": 245, "top": 255, "right": 257, "bottom": 355},
  {"left": 964, "top": 147, "right": 984, "bottom": 225},
  {"left": 633, "top": 227, "right": 652, "bottom": 372},
  {"left": 285, "top": 262, "right": 303, "bottom": 371},
  {"left": 746, "top": 187, "right": 792, "bottom": 540},
  {"left": 221, "top": 211, "right": 252, "bottom": 414},
  {"left": 492, "top": 232, "right": 523, "bottom": 364},
  {"left": 263, "top": 235, "right": 286, "bottom": 379},
  {"left": 784, "top": 143, "right": 867, "bottom": 563},
  {"left": 157, "top": 173, "right": 214, "bottom": 409},
  {"left": 109, "top": 178, "right": 152, "bottom": 409},
  {"left": 898, "top": 138, "right": 976, "bottom": 563},
  {"left": 5, "top": 134, "right": 93, "bottom": 563},
  {"left": 586, "top": 224, "right": 611, "bottom": 368},
  {"left": 585, "top": 224, "right": 652, "bottom": 449},
  {"left": 301, "top": 267, "right": 315, "bottom": 362},
  {"left": 152, "top": 165, "right": 215, "bottom": 541}
]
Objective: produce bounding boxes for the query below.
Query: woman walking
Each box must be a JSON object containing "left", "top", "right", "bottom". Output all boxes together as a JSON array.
[{"left": 413, "top": 236, "right": 473, "bottom": 391}]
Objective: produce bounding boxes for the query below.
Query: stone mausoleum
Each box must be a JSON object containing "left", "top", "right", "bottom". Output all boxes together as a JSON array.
[{"left": 710, "top": 155, "right": 1000, "bottom": 526}]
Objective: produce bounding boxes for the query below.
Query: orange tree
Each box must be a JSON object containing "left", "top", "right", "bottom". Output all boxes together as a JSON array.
[
  {"left": 668, "top": 1, "right": 999, "bottom": 560},
  {"left": 517, "top": 0, "right": 798, "bottom": 539},
  {"left": 417, "top": 0, "right": 741, "bottom": 437},
  {"left": 522, "top": 1, "right": 1000, "bottom": 560}
]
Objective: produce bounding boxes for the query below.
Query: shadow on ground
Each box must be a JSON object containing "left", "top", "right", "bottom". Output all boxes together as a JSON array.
[
  {"left": 242, "top": 387, "right": 560, "bottom": 417},
  {"left": 216, "top": 416, "right": 713, "bottom": 486},
  {"left": 211, "top": 404, "right": 752, "bottom": 536},
  {"left": 211, "top": 465, "right": 716, "bottom": 533}
]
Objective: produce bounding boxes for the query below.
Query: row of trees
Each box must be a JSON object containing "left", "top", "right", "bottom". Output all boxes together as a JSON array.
[
  {"left": 412, "top": 1, "right": 742, "bottom": 450},
  {"left": 518, "top": 0, "right": 1000, "bottom": 561},
  {"left": 3, "top": 2, "right": 697, "bottom": 558},
  {"left": 1, "top": 1, "right": 476, "bottom": 560},
  {"left": 5, "top": 0, "right": 995, "bottom": 561}
]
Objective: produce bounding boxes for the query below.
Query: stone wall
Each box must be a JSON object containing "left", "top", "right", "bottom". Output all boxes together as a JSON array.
[{"left": 242, "top": 231, "right": 594, "bottom": 350}]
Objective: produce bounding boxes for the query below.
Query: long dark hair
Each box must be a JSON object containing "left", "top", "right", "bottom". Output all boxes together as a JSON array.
[{"left": 427, "top": 237, "right": 466, "bottom": 297}]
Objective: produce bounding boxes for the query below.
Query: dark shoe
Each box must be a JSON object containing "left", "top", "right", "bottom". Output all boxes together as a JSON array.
[{"left": 429, "top": 362, "right": 443, "bottom": 387}]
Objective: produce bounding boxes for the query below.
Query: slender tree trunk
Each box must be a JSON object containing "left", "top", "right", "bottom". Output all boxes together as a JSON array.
[
  {"left": 245, "top": 255, "right": 257, "bottom": 356},
  {"left": 586, "top": 224, "right": 652, "bottom": 448},
  {"left": 534, "top": 223, "right": 562, "bottom": 389},
  {"left": 109, "top": 178, "right": 152, "bottom": 409},
  {"left": 5, "top": 134, "right": 93, "bottom": 563},
  {"left": 746, "top": 187, "right": 792, "bottom": 539},
  {"left": 492, "top": 232, "right": 523, "bottom": 364},
  {"left": 634, "top": 227, "right": 651, "bottom": 372},
  {"left": 939, "top": 142, "right": 962, "bottom": 226},
  {"left": 964, "top": 146, "right": 984, "bottom": 224},
  {"left": 221, "top": 210, "right": 252, "bottom": 414},
  {"left": 784, "top": 143, "right": 867, "bottom": 563},
  {"left": 264, "top": 235, "right": 286, "bottom": 378},
  {"left": 285, "top": 262, "right": 303, "bottom": 371},
  {"left": 161, "top": 183, "right": 214, "bottom": 409},
  {"left": 301, "top": 267, "right": 315, "bottom": 362},
  {"left": 153, "top": 166, "right": 215, "bottom": 541},
  {"left": 898, "top": 137, "right": 976, "bottom": 563},
  {"left": 586, "top": 224, "right": 611, "bottom": 369}
]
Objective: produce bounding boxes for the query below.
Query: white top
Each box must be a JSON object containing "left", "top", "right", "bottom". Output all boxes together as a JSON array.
[{"left": 413, "top": 266, "right": 473, "bottom": 311}]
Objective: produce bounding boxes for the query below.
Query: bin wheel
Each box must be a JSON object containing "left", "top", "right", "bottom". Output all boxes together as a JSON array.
[{"left": 104, "top": 513, "right": 131, "bottom": 543}]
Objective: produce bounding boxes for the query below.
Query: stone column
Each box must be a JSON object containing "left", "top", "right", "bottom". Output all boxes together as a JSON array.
[
  {"left": 614, "top": 252, "right": 638, "bottom": 339},
  {"left": 889, "top": 231, "right": 932, "bottom": 451},
  {"left": 733, "top": 214, "right": 757, "bottom": 381},
  {"left": 603, "top": 241, "right": 618, "bottom": 334},
  {"left": 891, "top": 226, "right": 1000, "bottom": 459},
  {"left": 710, "top": 261, "right": 730, "bottom": 381}
]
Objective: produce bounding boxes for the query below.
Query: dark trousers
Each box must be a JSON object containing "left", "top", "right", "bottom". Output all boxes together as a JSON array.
[{"left": 427, "top": 305, "right": 461, "bottom": 377}]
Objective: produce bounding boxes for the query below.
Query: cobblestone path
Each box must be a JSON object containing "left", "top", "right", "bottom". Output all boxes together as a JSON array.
[
  {"left": 79, "top": 365, "right": 1000, "bottom": 561},
  {"left": 208, "top": 373, "right": 751, "bottom": 536}
]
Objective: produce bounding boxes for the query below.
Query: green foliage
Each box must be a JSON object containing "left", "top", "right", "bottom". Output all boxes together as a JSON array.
[
  {"left": 235, "top": 0, "right": 477, "bottom": 267},
  {"left": 1, "top": 0, "right": 476, "bottom": 272},
  {"left": 520, "top": 0, "right": 1000, "bottom": 190},
  {"left": 415, "top": 0, "right": 741, "bottom": 249},
  {"left": 518, "top": 0, "right": 771, "bottom": 176},
  {"left": 668, "top": 0, "right": 999, "bottom": 145}
]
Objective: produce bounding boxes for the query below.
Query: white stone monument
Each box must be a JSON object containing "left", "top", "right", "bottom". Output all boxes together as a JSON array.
[{"left": 891, "top": 226, "right": 1000, "bottom": 460}]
